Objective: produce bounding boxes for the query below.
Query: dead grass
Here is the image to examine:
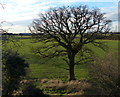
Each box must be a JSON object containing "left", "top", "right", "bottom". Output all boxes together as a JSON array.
[{"left": 40, "top": 79, "right": 91, "bottom": 95}]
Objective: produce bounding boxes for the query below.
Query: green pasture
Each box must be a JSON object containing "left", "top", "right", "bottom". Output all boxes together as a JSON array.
[{"left": 3, "top": 37, "right": 119, "bottom": 81}]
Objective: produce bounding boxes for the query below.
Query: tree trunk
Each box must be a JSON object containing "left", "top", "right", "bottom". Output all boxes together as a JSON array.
[{"left": 68, "top": 53, "right": 76, "bottom": 81}]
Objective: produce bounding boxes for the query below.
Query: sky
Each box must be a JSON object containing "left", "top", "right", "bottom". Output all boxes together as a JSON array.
[{"left": 0, "top": 0, "right": 119, "bottom": 33}]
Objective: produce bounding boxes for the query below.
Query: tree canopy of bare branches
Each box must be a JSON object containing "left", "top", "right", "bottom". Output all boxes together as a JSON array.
[{"left": 30, "top": 5, "right": 112, "bottom": 80}]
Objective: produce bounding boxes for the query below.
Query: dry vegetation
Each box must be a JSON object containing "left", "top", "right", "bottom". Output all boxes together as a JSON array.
[
  {"left": 39, "top": 79, "right": 91, "bottom": 95},
  {"left": 89, "top": 52, "right": 120, "bottom": 96}
]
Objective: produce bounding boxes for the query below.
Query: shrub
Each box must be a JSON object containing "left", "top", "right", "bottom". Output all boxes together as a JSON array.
[
  {"left": 89, "top": 52, "right": 120, "bottom": 96},
  {"left": 2, "top": 49, "right": 29, "bottom": 96},
  {"left": 22, "top": 82, "right": 43, "bottom": 96}
]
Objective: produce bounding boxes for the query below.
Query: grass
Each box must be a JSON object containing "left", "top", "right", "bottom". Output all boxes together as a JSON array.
[
  {"left": 4, "top": 37, "right": 119, "bottom": 81},
  {"left": 3, "top": 36, "right": 119, "bottom": 95}
]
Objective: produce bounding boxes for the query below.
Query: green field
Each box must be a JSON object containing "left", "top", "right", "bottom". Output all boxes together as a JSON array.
[{"left": 4, "top": 37, "right": 119, "bottom": 81}]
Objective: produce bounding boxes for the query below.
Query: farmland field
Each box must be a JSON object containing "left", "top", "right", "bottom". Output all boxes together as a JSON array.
[{"left": 3, "top": 36, "right": 119, "bottom": 81}]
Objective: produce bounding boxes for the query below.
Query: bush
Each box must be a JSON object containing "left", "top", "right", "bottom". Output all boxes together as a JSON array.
[
  {"left": 22, "top": 82, "right": 43, "bottom": 96},
  {"left": 20, "top": 81, "right": 50, "bottom": 97},
  {"left": 89, "top": 52, "right": 120, "bottom": 96},
  {"left": 2, "top": 49, "right": 29, "bottom": 96}
]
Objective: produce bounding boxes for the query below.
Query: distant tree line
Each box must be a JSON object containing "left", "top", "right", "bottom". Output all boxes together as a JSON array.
[
  {"left": 32, "top": 32, "right": 120, "bottom": 40},
  {"left": 90, "top": 33, "right": 120, "bottom": 40},
  {"left": 1, "top": 32, "right": 119, "bottom": 40},
  {"left": 1, "top": 33, "right": 31, "bottom": 35}
]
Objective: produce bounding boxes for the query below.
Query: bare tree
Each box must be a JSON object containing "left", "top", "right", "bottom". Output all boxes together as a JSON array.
[{"left": 30, "top": 5, "right": 111, "bottom": 80}]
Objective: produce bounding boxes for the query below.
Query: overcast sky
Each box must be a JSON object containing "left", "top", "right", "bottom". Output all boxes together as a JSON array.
[{"left": 0, "top": 0, "right": 119, "bottom": 33}]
